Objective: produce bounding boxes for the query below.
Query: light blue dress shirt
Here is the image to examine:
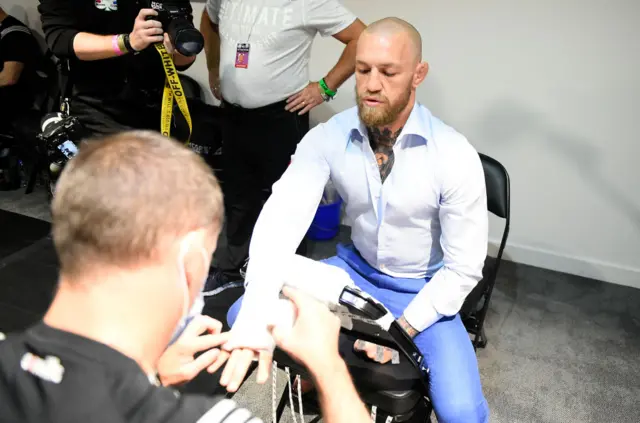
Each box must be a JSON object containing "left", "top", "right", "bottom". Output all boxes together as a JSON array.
[{"left": 243, "top": 102, "right": 488, "bottom": 332}]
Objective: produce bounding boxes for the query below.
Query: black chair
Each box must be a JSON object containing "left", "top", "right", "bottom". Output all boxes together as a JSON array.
[
  {"left": 270, "top": 287, "right": 433, "bottom": 423},
  {"left": 461, "top": 153, "right": 511, "bottom": 349}
]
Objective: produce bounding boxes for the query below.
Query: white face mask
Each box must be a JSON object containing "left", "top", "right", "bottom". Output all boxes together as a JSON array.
[{"left": 168, "top": 236, "right": 209, "bottom": 345}]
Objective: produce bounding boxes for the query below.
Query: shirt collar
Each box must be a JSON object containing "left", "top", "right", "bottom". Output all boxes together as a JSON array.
[{"left": 349, "top": 101, "right": 431, "bottom": 146}]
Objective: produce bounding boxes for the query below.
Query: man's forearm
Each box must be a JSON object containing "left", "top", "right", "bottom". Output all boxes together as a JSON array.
[
  {"left": 0, "top": 64, "right": 22, "bottom": 87},
  {"left": 173, "top": 52, "right": 196, "bottom": 68},
  {"left": 72, "top": 32, "right": 125, "bottom": 61},
  {"left": 314, "top": 359, "right": 370, "bottom": 423},
  {"left": 323, "top": 39, "right": 357, "bottom": 92},
  {"left": 397, "top": 315, "right": 419, "bottom": 338},
  {"left": 0, "top": 73, "right": 17, "bottom": 87},
  {"left": 200, "top": 10, "right": 220, "bottom": 73}
]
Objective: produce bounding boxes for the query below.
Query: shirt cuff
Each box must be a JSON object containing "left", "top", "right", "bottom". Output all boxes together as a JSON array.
[{"left": 403, "top": 298, "right": 443, "bottom": 333}]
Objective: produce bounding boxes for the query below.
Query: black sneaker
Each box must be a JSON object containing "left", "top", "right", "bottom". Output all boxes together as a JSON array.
[{"left": 239, "top": 258, "right": 249, "bottom": 280}]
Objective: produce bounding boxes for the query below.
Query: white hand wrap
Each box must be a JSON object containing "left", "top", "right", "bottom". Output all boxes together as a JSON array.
[
  {"left": 282, "top": 254, "right": 355, "bottom": 310},
  {"left": 223, "top": 255, "right": 354, "bottom": 353}
]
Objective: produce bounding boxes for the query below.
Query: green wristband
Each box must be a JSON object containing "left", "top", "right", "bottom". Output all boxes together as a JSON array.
[{"left": 319, "top": 78, "right": 336, "bottom": 98}]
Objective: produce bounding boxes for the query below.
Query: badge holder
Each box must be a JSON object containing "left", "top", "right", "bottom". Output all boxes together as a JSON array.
[{"left": 235, "top": 43, "right": 250, "bottom": 69}]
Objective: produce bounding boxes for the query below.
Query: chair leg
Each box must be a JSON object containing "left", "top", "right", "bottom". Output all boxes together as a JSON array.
[
  {"left": 473, "top": 327, "right": 488, "bottom": 349},
  {"left": 25, "top": 158, "right": 41, "bottom": 194}
]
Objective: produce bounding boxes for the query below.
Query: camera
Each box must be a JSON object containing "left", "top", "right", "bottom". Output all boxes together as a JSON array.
[
  {"left": 148, "top": 0, "right": 204, "bottom": 57},
  {"left": 38, "top": 113, "right": 85, "bottom": 176}
]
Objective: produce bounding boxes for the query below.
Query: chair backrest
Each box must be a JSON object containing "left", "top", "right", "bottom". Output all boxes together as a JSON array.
[
  {"left": 460, "top": 153, "right": 511, "bottom": 318},
  {"left": 479, "top": 153, "right": 510, "bottom": 220}
]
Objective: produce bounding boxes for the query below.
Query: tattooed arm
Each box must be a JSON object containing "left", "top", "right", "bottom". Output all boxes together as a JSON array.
[{"left": 397, "top": 315, "right": 419, "bottom": 338}]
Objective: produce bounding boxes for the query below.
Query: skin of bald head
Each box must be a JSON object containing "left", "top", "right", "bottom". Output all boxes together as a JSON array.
[{"left": 355, "top": 18, "right": 429, "bottom": 131}]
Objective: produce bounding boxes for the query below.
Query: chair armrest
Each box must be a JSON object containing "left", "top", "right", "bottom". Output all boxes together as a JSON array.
[{"left": 338, "top": 286, "right": 426, "bottom": 374}]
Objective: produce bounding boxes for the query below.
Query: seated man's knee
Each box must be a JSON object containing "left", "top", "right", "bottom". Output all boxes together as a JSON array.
[
  {"left": 226, "top": 296, "right": 244, "bottom": 327},
  {"left": 434, "top": 396, "right": 489, "bottom": 423}
]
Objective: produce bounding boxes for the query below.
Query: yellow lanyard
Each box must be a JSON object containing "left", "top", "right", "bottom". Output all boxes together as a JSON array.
[{"left": 154, "top": 43, "right": 192, "bottom": 144}]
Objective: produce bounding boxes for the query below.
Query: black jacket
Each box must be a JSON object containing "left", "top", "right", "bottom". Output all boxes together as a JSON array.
[
  {"left": 0, "top": 323, "right": 259, "bottom": 423},
  {"left": 37, "top": 0, "right": 193, "bottom": 102}
]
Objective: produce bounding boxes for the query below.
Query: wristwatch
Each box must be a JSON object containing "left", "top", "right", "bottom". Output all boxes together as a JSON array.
[
  {"left": 123, "top": 34, "right": 140, "bottom": 55},
  {"left": 320, "top": 91, "right": 331, "bottom": 102},
  {"left": 319, "top": 78, "right": 336, "bottom": 102}
]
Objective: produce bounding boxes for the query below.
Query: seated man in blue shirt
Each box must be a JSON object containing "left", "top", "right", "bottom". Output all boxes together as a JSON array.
[{"left": 217, "top": 17, "right": 489, "bottom": 423}]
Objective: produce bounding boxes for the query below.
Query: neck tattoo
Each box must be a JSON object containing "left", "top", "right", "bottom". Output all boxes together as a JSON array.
[{"left": 368, "top": 126, "right": 403, "bottom": 183}]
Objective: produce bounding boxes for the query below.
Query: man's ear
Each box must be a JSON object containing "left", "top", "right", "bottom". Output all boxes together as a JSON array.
[
  {"left": 183, "top": 249, "right": 207, "bottom": 299},
  {"left": 413, "top": 61, "right": 429, "bottom": 88},
  {"left": 183, "top": 230, "right": 212, "bottom": 297}
]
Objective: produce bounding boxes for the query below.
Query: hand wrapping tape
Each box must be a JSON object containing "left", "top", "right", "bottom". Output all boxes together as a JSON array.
[{"left": 223, "top": 255, "right": 356, "bottom": 353}]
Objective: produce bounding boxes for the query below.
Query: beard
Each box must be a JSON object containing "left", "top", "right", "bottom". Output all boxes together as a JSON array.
[{"left": 356, "top": 84, "right": 412, "bottom": 128}]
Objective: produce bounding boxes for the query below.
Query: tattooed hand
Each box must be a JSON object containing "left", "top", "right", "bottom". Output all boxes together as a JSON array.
[
  {"left": 368, "top": 126, "right": 403, "bottom": 183},
  {"left": 353, "top": 339, "right": 398, "bottom": 364}
]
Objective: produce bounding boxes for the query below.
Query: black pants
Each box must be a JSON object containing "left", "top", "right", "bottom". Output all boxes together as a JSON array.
[
  {"left": 69, "top": 93, "right": 160, "bottom": 136},
  {"left": 68, "top": 92, "right": 214, "bottom": 143},
  {"left": 215, "top": 99, "right": 309, "bottom": 278}
]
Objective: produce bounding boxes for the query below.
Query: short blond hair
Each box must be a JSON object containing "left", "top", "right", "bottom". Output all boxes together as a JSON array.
[{"left": 51, "top": 131, "right": 223, "bottom": 277}]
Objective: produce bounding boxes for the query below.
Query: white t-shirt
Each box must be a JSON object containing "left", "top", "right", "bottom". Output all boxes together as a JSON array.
[{"left": 206, "top": 0, "right": 356, "bottom": 109}]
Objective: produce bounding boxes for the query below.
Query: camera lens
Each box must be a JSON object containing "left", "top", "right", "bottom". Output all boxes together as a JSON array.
[{"left": 169, "top": 19, "right": 204, "bottom": 57}]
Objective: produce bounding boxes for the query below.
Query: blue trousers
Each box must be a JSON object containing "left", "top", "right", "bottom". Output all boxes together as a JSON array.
[{"left": 227, "top": 244, "right": 489, "bottom": 423}]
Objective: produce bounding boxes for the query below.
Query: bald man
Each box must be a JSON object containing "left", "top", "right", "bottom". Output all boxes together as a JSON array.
[{"left": 218, "top": 18, "right": 489, "bottom": 423}]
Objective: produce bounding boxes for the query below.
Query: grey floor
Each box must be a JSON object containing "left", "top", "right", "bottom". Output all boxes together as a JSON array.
[{"left": 2, "top": 187, "right": 639, "bottom": 423}]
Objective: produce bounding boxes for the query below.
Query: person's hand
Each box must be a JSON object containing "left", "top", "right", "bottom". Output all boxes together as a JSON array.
[
  {"left": 268, "top": 287, "right": 342, "bottom": 373},
  {"left": 217, "top": 348, "right": 272, "bottom": 393},
  {"left": 209, "top": 71, "right": 222, "bottom": 100},
  {"left": 156, "top": 315, "right": 231, "bottom": 387},
  {"left": 163, "top": 33, "right": 175, "bottom": 55},
  {"left": 353, "top": 340, "right": 396, "bottom": 364},
  {"left": 285, "top": 82, "right": 325, "bottom": 115},
  {"left": 129, "top": 9, "right": 164, "bottom": 52},
  {"left": 216, "top": 297, "right": 293, "bottom": 393}
]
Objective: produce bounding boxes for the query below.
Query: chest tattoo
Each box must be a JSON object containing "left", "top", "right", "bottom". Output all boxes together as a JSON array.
[{"left": 368, "top": 127, "right": 403, "bottom": 183}]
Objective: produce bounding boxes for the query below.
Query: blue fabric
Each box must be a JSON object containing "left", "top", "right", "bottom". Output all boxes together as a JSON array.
[{"left": 227, "top": 244, "right": 489, "bottom": 423}]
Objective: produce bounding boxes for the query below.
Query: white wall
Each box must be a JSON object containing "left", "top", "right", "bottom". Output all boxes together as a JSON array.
[{"left": 7, "top": 0, "right": 640, "bottom": 288}]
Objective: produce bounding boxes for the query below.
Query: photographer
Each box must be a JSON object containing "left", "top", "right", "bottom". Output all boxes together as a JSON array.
[
  {"left": 0, "top": 131, "right": 372, "bottom": 423},
  {"left": 37, "top": 0, "right": 198, "bottom": 138}
]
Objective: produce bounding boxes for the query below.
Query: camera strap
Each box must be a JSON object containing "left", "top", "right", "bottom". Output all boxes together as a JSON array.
[{"left": 154, "top": 42, "right": 192, "bottom": 144}]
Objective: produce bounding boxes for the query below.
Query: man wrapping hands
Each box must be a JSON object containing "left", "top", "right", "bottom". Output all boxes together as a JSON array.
[{"left": 218, "top": 17, "right": 490, "bottom": 423}]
